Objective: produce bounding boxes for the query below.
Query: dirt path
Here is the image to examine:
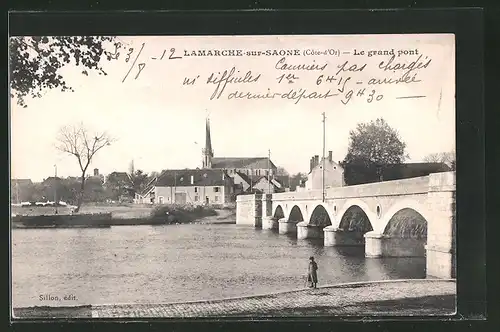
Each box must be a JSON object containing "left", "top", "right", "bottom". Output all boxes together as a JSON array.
[{"left": 13, "top": 279, "right": 456, "bottom": 319}]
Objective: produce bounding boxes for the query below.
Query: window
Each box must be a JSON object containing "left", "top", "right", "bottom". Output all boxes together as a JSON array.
[
  {"left": 214, "top": 187, "right": 220, "bottom": 192},
  {"left": 194, "top": 187, "right": 198, "bottom": 193},
  {"left": 158, "top": 196, "right": 164, "bottom": 204}
]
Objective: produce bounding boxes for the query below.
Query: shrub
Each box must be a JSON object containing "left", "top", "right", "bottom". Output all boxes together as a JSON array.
[{"left": 150, "top": 204, "right": 217, "bottom": 223}]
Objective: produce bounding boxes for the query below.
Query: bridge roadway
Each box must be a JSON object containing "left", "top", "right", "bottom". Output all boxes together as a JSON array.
[{"left": 236, "top": 172, "right": 455, "bottom": 279}]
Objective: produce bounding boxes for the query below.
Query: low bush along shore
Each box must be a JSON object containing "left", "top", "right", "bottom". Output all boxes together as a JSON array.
[
  {"left": 12, "top": 203, "right": 234, "bottom": 225},
  {"left": 148, "top": 204, "right": 219, "bottom": 224}
]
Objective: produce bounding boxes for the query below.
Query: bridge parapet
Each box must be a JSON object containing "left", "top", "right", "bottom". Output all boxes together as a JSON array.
[
  {"left": 326, "top": 175, "right": 430, "bottom": 198},
  {"left": 272, "top": 190, "right": 323, "bottom": 202},
  {"left": 270, "top": 174, "right": 453, "bottom": 203}
]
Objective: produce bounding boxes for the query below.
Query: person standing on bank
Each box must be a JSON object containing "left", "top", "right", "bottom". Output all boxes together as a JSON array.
[{"left": 308, "top": 256, "right": 318, "bottom": 289}]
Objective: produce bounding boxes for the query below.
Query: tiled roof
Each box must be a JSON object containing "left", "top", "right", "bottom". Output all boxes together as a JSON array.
[
  {"left": 108, "top": 171, "right": 132, "bottom": 183},
  {"left": 253, "top": 176, "right": 281, "bottom": 190},
  {"left": 235, "top": 171, "right": 252, "bottom": 185},
  {"left": 156, "top": 169, "right": 232, "bottom": 187},
  {"left": 138, "top": 177, "right": 159, "bottom": 196},
  {"left": 212, "top": 157, "right": 277, "bottom": 170},
  {"left": 274, "top": 175, "right": 290, "bottom": 188},
  {"left": 380, "top": 162, "right": 451, "bottom": 180}
]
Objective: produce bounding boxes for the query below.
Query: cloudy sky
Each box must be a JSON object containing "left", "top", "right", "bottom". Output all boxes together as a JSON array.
[{"left": 10, "top": 34, "right": 455, "bottom": 182}]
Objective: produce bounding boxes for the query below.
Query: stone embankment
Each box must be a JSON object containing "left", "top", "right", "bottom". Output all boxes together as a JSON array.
[{"left": 13, "top": 279, "right": 456, "bottom": 319}]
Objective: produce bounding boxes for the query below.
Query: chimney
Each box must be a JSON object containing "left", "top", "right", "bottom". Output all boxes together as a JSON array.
[
  {"left": 309, "top": 157, "right": 313, "bottom": 172},
  {"left": 328, "top": 151, "right": 332, "bottom": 162},
  {"left": 314, "top": 155, "right": 319, "bottom": 168},
  {"left": 94, "top": 168, "right": 99, "bottom": 176},
  {"left": 191, "top": 175, "right": 194, "bottom": 184}
]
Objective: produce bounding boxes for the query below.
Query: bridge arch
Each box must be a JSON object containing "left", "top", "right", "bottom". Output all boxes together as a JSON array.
[
  {"left": 308, "top": 204, "right": 333, "bottom": 227},
  {"left": 273, "top": 205, "right": 285, "bottom": 220},
  {"left": 288, "top": 205, "right": 305, "bottom": 222},
  {"left": 338, "top": 205, "right": 374, "bottom": 233},
  {"left": 383, "top": 208, "right": 428, "bottom": 238},
  {"left": 378, "top": 199, "right": 431, "bottom": 234},
  {"left": 336, "top": 199, "right": 376, "bottom": 229}
]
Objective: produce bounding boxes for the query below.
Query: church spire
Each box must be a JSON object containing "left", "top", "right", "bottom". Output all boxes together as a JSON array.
[{"left": 202, "top": 117, "right": 214, "bottom": 168}]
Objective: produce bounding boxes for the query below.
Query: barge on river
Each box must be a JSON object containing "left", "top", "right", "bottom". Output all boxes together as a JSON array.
[{"left": 11, "top": 213, "right": 114, "bottom": 229}]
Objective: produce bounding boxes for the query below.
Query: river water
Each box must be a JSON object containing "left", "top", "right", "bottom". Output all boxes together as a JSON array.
[{"left": 12, "top": 223, "right": 425, "bottom": 308}]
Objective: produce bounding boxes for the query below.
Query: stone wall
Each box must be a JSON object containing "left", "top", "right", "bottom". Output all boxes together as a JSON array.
[
  {"left": 236, "top": 194, "right": 262, "bottom": 227},
  {"left": 425, "top": 172, "right": 456, "bottom": 278}
]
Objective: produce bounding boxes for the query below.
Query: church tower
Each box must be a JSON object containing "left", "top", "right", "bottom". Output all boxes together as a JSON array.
[{"left": 202, "top": 117, "right": 214, "bottom": 168}]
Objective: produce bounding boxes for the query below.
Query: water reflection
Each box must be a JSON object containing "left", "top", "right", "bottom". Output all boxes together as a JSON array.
[{"left": 12, "top": 224, "right": 425, "bottom": 307}]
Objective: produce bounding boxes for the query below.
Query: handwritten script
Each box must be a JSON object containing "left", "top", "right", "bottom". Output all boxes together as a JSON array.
[{"left": 107, "top": 41, "right": 435, "bottom": 106}]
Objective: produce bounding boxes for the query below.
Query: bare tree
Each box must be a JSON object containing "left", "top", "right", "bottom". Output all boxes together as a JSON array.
[
  {"left": 423, "top": 150, "right": 455, "bottom": 170},
  {"left": 423, "top": 153, "right": 442, "bottom": 163},
  {"left": 55, "top": 123, "right": 113, "bottom": 212}
]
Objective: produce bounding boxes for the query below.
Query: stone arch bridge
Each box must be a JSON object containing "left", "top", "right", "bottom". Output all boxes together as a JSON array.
[{"left": 236, "top": 172, "right": 455, "bottom": 279}]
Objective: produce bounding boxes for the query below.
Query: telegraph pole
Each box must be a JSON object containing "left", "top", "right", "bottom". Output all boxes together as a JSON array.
[
  {"left": 54, "top": 164, "right": 58, "bottom": 214},
  {"left": 322, "top": 112, "right": 326, "bottom": 203},
  {"left": 15, "top": 181, "right": 20, "bottom": 204},
  {"left": 268, "top": 149, "right": 271, "bottom": 194}
]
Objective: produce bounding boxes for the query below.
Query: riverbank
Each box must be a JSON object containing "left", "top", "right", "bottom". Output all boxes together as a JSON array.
[
  {"left": 12, "top": 279, "right": 456, "bottom": 319},
  {"left": 11, "top": 204, "right": 236, "bottom": 228}
]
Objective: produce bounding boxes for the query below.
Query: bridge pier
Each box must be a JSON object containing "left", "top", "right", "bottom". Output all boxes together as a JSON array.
[
  {"left": 424, "top": 172, "right": 456, "bottom": 278},
  {"left": 236, "top": 194, "right": 262, "bottom": 227},
  {"left": 297, "top": 222, "right": 324, "bottom": 239},
  {"left": 323, "top": 226, "right": 365, "bottom": 246},
  {"left": 262, "top": 216, "right": 278, "bottom": 230},
  {"left": 278, "top": 218, "right": 298, "bottom": 234},
  {"left": 364, "top": 231, "right": 426, "bottom": 257},
  {"left": 425, "top": 245, "right": 455, "bottom": 279}
]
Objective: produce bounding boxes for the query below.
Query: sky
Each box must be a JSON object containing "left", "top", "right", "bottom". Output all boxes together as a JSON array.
[{"left": 10, "top": 34, "right": 455, "bottom": 182}]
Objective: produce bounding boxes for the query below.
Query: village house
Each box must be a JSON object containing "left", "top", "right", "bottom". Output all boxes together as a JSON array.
[
  {"left": 303, "top": 152, "right": 345, "bottom": 191},
  {"left": 251, "top": 175, "right": 286, "bottom": 194},
  {"left": 135, "top": 169, "right": 234, "bottom": 206},
  {"left": 11, "top": 179, "right": 34, "bottom": 203}
]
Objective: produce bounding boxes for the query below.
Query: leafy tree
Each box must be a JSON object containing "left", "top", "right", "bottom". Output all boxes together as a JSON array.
[
  {"left": 342, "top": 118, "right": 409, "bottom": 185},
  {"left": 104, "top": 172, "right": 132, "bottom": 201},
  {"left": 276, "top": 167, "right": 289, "bottom": 176},
  {"left": 290, "top": 172, "right": 308, "bottom": 191},
  {"left": 82, "top": 176, "right": 107, "bottom": 203},
  {"left": 130, "top": 169, "right": 149, "bottom": 194},
  {"left": 10, "top": 36, "right": 116, "bottom": 107},
  {"left": 55, "top": 123, "right": 114, "bottom": 212}
]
